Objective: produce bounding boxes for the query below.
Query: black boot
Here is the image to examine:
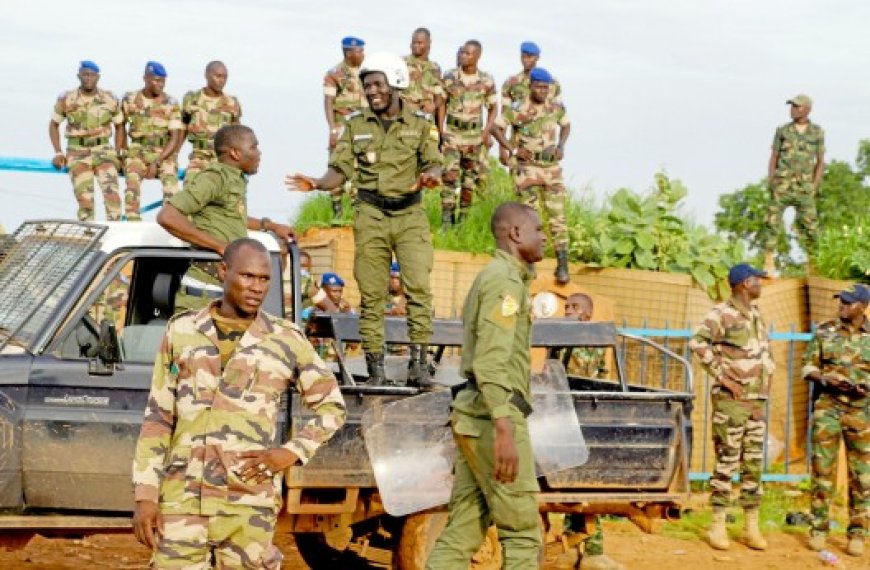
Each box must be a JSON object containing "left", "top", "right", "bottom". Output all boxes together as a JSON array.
[
  {"left": 365, "top": 352, "right": 386, "bottom": 386},
  {"left": 407, "top": 344, "right": 434, "bottom": 389},
  {"left": 555, "top": 249, "right": 570, "bottom": 284},
  {"left": 441, "top": 207, "right": 454, "bottom": 231},
  {"left": 331, "top": 199, "right": 344, "bottom": 220}
]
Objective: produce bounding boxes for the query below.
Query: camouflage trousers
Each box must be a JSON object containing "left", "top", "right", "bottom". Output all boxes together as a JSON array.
[
  {"left": 66, "top": 145, "right": 121, "bottom": 221},
  {"left": 513, "top": 162, "right": 568, "bottom": 251},
  {"left": 184, "top": 149, "right": 216, "bottom": 188},
  {"left": 710, "top": 396, "right": 766, "bottom": 508},
  {"left": 125, "top": 143, "right": 179, "bottom": 221},
  {"left": 566, "top": 514, "right": 605, "bottom": 556},
  {"left": 441, "top": 136, "right": 489, "bottom": 212},
  {"left": 152, "top": 508, "right": 282, "bottom": 569},
  {"left": 810, "top": 395, "right": 869, "bottom": 537},
  {"left": 763, "top": 178, "right": 818, "bottom": 253}
]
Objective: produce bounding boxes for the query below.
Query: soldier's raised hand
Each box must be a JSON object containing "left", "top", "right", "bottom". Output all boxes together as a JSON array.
[{"left": 285, "top": 174, "right": 318, "bottom": 192}]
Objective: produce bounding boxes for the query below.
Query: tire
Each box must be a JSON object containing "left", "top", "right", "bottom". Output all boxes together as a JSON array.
[
  {"left": 294, "top": 532, "right": 377, "bottom": 569},
  {"left": 395, "top": 512, "right": 502, "bottom": 570}
]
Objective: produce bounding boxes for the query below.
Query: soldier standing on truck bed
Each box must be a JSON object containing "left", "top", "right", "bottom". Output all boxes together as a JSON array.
[
  {"left": 131, "top": 237, "right": 346, "bottom": 569},
  {"left": 426, "top": 202, "right": 546, "bottom": 570},
  {"left": 120, "top": 61, "right": 184, "bottom": 220},
  {"left": 689, "top": 263, "right": 775, "bottom": 552},
  {"left": 49, "top": 60, "right": 125, "bottom": 221}
]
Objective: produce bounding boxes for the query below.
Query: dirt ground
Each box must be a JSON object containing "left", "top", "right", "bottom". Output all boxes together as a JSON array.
[{"left": 0, "top": 520, "right": 864, "bottom": 569}]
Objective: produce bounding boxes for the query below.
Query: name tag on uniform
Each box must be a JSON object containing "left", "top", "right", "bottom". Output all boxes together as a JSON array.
[
  {"left": 399, "top": 130, "right": 418, "bottom": 138},
  {"left": 353, "top": 134, "right": 373, "bottom": 141}
]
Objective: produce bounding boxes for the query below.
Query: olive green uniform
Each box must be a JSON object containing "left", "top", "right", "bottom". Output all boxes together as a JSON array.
[
  {"left": 328, "top": 104, "right": 441, "bottom": 353},
  {"left": 427, "top": 250, "right": 541, "bottom": 569}
]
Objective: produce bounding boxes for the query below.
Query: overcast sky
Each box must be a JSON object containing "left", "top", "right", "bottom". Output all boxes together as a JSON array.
[{"left": 1, "top": 0, "right": 868, "bottom": 232}]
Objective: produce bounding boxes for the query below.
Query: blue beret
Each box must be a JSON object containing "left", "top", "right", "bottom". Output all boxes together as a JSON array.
[
  {"left": 390, "top": 262, "right": 400, "bottom": 276},
  {"left": 79, "top": 60, "right": 100, "bottom": 73},
  {"left": 529, "top": 67, "right": 553, "bottom": 84},
  {"left": 728, "top": 263, "right": 767, "bottom": 286},
  {"left": 835, "top": 284, "right": 870, "bottom": 304},
  {"left": 321, "top": 272, "right": 345, "bottom": 287},
  {"left": 520, "top": 41, "right": 541, "bottom": 56},
  {"left": 144, "top": 61, "right": 167, "bottom": 77},
  {"left": 342, "top": 36, "right": 365, "bottom": 49}
]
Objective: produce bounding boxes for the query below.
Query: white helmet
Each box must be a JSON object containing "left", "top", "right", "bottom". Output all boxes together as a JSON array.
[{"left": 359, "top": 52, "right": 409, "bottom": 90}]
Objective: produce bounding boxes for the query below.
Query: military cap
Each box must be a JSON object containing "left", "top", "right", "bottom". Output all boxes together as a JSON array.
[
  {"left": 79, "top": 60, "right": 100, "bottom": 73},
  {"left": 390, "top": 262, "right": 400, "bottom": 276},
  {"left": 834, "top": 284, "right": 870, "bottom": 304},
  {"left": 342, "top": 36, "right": 365, "bottom": 49},
  {"left": 529, "top": 67, "right": 553, "bottom": 84},
  {"left": 520, "top": 41, "right": 541, "bottom": 56},
  {"left": 144, "top": 61, "right": 167, "bottom": 77},
  {"left": 728, "top": 263, "right": 767, "bottom": 286},
  {"left": 321, "top": 272, "right": 345, "bottom": 287},
  {"left": 787, "top": 94, "right": 812, "bottom": 108}
]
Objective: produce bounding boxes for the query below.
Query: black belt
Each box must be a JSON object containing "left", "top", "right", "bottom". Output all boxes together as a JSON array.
[
  {"left": 67, "top": 136, "right": 109, "bottom": 147},
  {"left": 132, "top": 135, "right": 169, "bottom": 147},
  {"left": 461, "top": 375, "right": 534, "bottom": 418},
  {"left": 358, "top": 189, "right": 421, "bottom": 211},
  {"left": 182, "top": 285, "right": 222, "bottom": 299},
  {"left": 446, "top": 116, "right": 480, "bottom": 131},
  {"left": 190, "top": 138, "right": 212, "bottom": 150}
]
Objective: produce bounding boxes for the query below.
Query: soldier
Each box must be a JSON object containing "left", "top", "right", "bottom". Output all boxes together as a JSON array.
[
  {"left": 500, "top": 41, "right": 562, "bottom": 109},
  {"left": 120, "top": 61, "right": 184, "bottom": 220},
  {"left": 689, "top": 263, "right": 775, "bottom": 552},
  {"left": 402, "top": 28, "right": 444, "bottom": 125},
  {"left": 492, "top": 67, "right": 572, "bottom": 284},
  {"left": 49, "top": 60, "right": 125, "bottom": 221},
  {"left": 319, "top": 272, "right": 354, "bottom": 314},
  {"left": 439, "top": 40, "right": 498, "bottom": 228},
  {"left": 286, "top": 52, "right": 442, "bottom": 388},
  {"left": 131, "top": 237, "right": 346, "bottom": 568},
  {"left": 426, "top": 202, "right": 546, "bottom": 569},
  {"left": 323, "top": 36, "right": 367, "bottom": 219},
  {"left": 181, "top": 61, "right": 242, "bottom": 186},
  {"left": 802, "top": 283, "right": 869, "bottom": 557},
  {"left": 763, "top": 94, "right": 825, "bottom": 275}
]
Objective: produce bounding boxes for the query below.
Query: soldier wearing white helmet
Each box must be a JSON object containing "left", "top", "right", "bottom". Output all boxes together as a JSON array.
[{"left": 286, "top": 52, "right": 442, "bottom": 388}]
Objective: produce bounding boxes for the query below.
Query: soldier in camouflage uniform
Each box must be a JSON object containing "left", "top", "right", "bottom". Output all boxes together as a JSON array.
[
  {"left": 402, "top": 28, "right": 444, "bottom": 124},
  {"left": 690, "top": 263, "right": 775, "bottom": 552},
  {"left": 120, "top": 62, "right": 184, "bottom": 220},
  {"left": 181, "top": 61, "right": 242, "bottom": 187},
  {"left": 323, "top": 36, "right": 367, "bottom": 219},
  {"left": 49, "top": 60, "right": 125, "bottom": 221},
  {"left": 802, "top": 284, "right": 869, "bottom": 558},
  {"left": 132, "top": 238, "right": 346, "bottom": 568},
  {"left": 500, "top": 41, "right": 562, "bottom": 109},
  {"left": 439, "top": 40, "right": 498, "bottom": 228},
  {"left": 763, "top": 94, "right": 825, "bottom": 274},
  {"left": 492, "top": 67, "right": 572, "bottom": 284}
]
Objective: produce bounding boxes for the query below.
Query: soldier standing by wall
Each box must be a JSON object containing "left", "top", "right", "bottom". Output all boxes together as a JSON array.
[
  {"left": 120, "top": 61, "right": 184, "bottom": 220},
  {"left": 802, "top": 284, "right": 869, "bottom": 557},
  {"left": 690, "top": 263, "right": 775, "bottom": 552},
  {"left": 181, "top": 61, "right": 242, "bottom": 186},
  {"left": 49, "top": 60, "right": 125, "bottom": 221},
  {"left": 492, "top": 67, "right": 572, "bottom": 284},
  {"left": 439, "top": 40, "right": 497, "bottom": 228}
]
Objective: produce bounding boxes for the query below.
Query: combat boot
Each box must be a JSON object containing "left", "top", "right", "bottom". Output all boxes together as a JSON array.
[
  {"left": 365, "top": 352, "right": 387, "bottom": 386},
  {"left": 555, "top": 250, "right": 571, "bottom": 285},
  {"left": 846, "top": 534, "right": 864, "bottom": 557},
  {"left": 579, "top": 553, "right": 626, "bottom": 570},
  {"left": 407, "top": 344, "right": 434, "bottom": 389},
  {"left": 743, "top": 507, "right": 768, "bottom": 550},
  {"left": 762, "top": 251, "right": 776, "bottom": 276},
  {"left": 441, "top": 207, "right": 454, "bottom": 232},
  {"left": 807, "top": 531, "right": 826, "bottom": 551},
  {"left": 331, "top": 199, "right": 344, "bottom": 221},
  {"left": 707, "top": 507, "right": 730, "bottom": 550}
]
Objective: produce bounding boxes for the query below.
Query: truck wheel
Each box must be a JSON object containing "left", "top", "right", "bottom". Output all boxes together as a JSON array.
[
  {"left": 395, "top": 513, "right": 502, "bottom": 570},
  {"left": 294, "top": 529, "right": 394, "bottom": 569}
]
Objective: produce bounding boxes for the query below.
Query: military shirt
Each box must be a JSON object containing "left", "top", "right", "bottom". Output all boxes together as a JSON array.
[
  {"left": 181, "top": 89, "right": 242, "bottom": 146},
  {"left": 328, "top": 104, "right": 441, "bottom": 198},
  {"left": 500, "top": 70, "right": 562, "bottom": 109},
  {"left": 167, "top": 161, "right": 248, "bottom": 244},
  {"left": 122, "top": 90, "right": 183, "bottom": 141},
  {"left": 689, "top": 298, "right": 775, "bottom": 399},
  {"left": 772, "top": 121, "right": 825, "bottom": 181},
  {"left": 52, "top": 88, "right": 123, "bottom": 139},
  {"left": 402, "top": 55, "right": 444, "bottom": 115},
  {"left": 802, "top": 317, "right": 870, "bottom": 408},
  {"left": 567, "top": 347, "right": 607, "bottom": 379},
  {"left": 496, "top": 97, "right": 569, "bottom": 165},
  {"left": 132, "top": 303, "right": 346, "bottom": 515},
  {"left": 442, "top": 68, "right": 498, "bottom": 129},
  {"left": 323, "top": 60, "right": 368, "bottom": 123},
  {"left": 455, "top": 250, "right": 534, "bottom": 421}
]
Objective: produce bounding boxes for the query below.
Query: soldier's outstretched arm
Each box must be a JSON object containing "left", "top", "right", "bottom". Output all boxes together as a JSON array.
[{"left": 284, "top": 168, "right": 346, "bottom": 193}]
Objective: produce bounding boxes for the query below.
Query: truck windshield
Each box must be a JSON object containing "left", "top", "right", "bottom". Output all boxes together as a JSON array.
[{"left": 0, "top": 221, "right": 105, "bottom": 351}]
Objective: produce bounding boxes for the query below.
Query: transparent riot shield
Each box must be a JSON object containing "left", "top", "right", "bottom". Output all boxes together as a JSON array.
[{"left": 529, "top": 360, "right": 589, "bottom": 475}]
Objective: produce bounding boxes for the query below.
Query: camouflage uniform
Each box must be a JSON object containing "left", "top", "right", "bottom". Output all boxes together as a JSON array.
[
  {"left": 500, "top": 70, "right": 562, "bottom": 109},
  {"left": 496, "top": 97, "right": 571, "bottom": 251},
  {"left": 689, "top": 299, "right": 775, "bottom": 507},
  {"left": 764, "top": 121, "right": 825, "bottom": 253},
  {"left": 402, "top": 55, "right": 443, "bottom": 116},
  {"left": 324, "top": 60, "right": 368, "bottom": 206},
  {"left": 441, "top": 68, "right": 497, "bottom": 213},
  {"left": 121, "top": 90, "right": 183, "bottom": 219},
  {"left": 52, "top": 88, "right": 123, "bottom": 221},
  {"left": 427, "top": 250, "right": 541, "bottom": 569},
  {"left": 802, "top": 318, "right": 870, "bottom": 538},
  {"left": 181, "top": 89, "right": 242, "bottom": 186},
  {"left": 132, "top": 303, "right": 346, "bottom": 568}
]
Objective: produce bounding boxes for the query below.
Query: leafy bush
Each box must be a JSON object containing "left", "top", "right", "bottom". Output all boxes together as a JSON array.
[{"left": 812, "top": 222, "right": 870, "bottom": 282}]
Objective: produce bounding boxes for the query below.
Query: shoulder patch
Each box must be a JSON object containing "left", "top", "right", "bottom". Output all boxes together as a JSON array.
[{"left": 501, "top": 294, "right": 519, "bottom": 317}]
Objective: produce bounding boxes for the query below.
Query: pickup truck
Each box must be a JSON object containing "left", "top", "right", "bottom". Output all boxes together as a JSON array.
[{"left": 0, "top": 220, "right": 694, "bottom": 570}]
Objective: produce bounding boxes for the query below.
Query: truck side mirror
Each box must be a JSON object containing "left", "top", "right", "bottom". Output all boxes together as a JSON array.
[{"left": 88, "top": 319, "right": 121, "bottom": 375}]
